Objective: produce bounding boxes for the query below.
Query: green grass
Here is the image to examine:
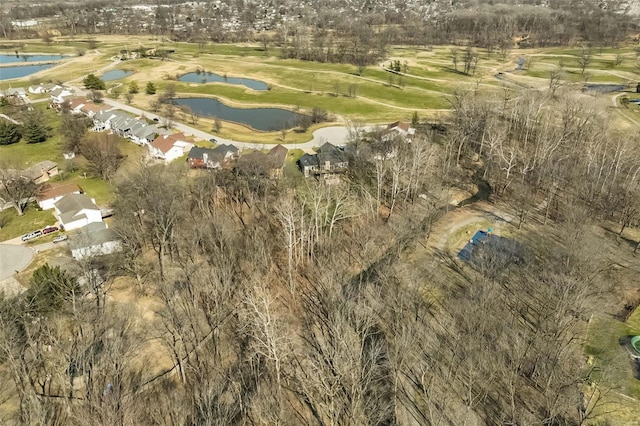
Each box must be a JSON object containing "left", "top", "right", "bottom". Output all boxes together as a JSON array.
[
  {"left": 0, "top": 105, "right": 65, "bottom": 167},
  {"left": 0, "top": 205, "right": 56, "bottom": 241},
  {"left": 584, "top": 313, "right": 640, "bottom": 400}
]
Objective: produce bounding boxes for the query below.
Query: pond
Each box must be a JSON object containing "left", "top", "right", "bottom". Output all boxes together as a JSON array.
[
  {"left": 0, "top": 54, "right": 66, "bottom": 64},
  {"left": 101, "top": 70, "right": 134, "bottom": 81},
  {"left": 584, "top": 84, "right": 626, "bottom": 94},
  {"left": 179, "top": 71, "right": 268, "bottom": 91},
  {"left": 173, "top": 97, "right": 303, "bottom": 131},
  {"left": 0, "top": 64, "right": 55, "bottom": 80}
]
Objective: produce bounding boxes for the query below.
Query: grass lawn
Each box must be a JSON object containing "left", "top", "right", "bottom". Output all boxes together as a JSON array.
[
  {"left": 0, "top": 104, "right": 66, "bottom": 167},
  {"left": 585, "top": 311, "right": 640, "bottom": 398},
  {"left": 0, "top": 205, "right": 56, "bottom": 241}
]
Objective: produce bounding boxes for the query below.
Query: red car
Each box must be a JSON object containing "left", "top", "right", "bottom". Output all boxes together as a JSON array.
[{"left": 42, "top": 226, "right": 59, "bottom": 235}]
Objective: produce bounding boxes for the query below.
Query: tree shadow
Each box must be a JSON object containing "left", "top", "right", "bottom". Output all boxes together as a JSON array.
[{"left": 600, "top": 225, "right": 639, "bottom": 252}]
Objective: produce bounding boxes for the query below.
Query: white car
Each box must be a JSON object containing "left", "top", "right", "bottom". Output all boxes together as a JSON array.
[
  {"left": 21, "top": 231, "right": 42, "bottom": 242},
  {"left": 52, "top": 235, "right": 68, "bottom": 244}
]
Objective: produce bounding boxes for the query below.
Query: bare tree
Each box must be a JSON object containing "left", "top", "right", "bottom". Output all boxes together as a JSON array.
[
  {"left": 0, "top": 168, "right": 37, "bottom": 216},
  {"left": 80, "top": 133, "right": 123, "bottom": 180}
]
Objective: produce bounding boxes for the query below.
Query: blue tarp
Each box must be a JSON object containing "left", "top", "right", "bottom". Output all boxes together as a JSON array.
[{"left": 457, "top": 230, "right": 489, "bottom": 261}]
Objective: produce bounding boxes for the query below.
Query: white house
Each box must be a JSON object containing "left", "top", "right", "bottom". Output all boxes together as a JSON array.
[
  {"left": 54, "top": 193, "right": 102, "bottom": 230},
  {"left": 71, "top": 222, "right": 122, "bottom": 260},
  {"left": 29, "top": 83, "right": 59, "bottom": 94},
  {"left": 131, "top": 124, "right": 162, "bottom": 145},
  {"left": 37, "top": 182, "right": 82, "bottom": 210},
  {"left": 92, "top": 109, "right": 118, "bottom": 131},
  {"left": 50, "top": 86, "right": 75, "bottom": 105},
  {"left": 382, "top": 121, "right": 416, "bottom": 141},
  {"left": 149, "top": 132, "right": 194, "bottom": 163}
]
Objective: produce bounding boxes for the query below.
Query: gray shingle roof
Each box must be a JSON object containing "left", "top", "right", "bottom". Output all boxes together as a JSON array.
[{"left": 55, "top": 194, "right": 100, "bottom": 224}]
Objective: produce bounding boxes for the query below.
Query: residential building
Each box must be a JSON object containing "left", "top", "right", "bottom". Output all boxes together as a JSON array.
[
  {"left": 187, "top": 144, "right": 239, "bottom": 169},
  {"left": 131, "top": 124, "right": 162, "bottom": 145},
  {"left": 37, "top": 182, "right": 82, "bottom": 210},
  {"left": 50, "top": 86, "right": 74, "bottom": 105},
  {"left": 29, "top": 83, "right": 58, "bottom": 94},
  {"left": 54, "top": 193, "right": 102, "bottom": 230},
  {"left": 382, "top": 120, "right": 416, "bottom": 141},
  {"left": 237, "top": 144, "right": 288, "bottom": 178},
  {"left": 297, "top": 143, "right": 349, "bottom": 177},
  {"left": 149, "top": 132, "right": 194, "bottom": 162},
  {"left": 297, "top": 153, "right": 319, "bottom": 177},
  {"left": 70, "top": 222, "right": 122, "bottom": 260}
]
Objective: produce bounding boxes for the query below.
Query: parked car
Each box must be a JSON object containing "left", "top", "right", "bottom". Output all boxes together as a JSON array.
[
  {"left": 52, "top": 235, "right": 68, "bottom": 244},
  {"left": 21, "top": 231, "right": 42, "bottom": 242},
  {"left": 209, "top": 138, "right": 217, "bottom": 143},
  {"left": 42, "top": 226, "right": 59, "bottom": 235}
]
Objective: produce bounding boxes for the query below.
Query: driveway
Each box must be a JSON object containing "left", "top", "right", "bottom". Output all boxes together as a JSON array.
[{"left": 0, "top": 244, "right": 34, "bottom": 280}]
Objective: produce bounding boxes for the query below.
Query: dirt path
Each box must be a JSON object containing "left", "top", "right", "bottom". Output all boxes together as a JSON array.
[{"left": 427, "top": 201, "right": 513, "bottom": 254}]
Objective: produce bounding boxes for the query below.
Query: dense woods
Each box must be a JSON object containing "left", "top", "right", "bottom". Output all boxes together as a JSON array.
[{"left": 1, "top": 79, "right": 639, "bottom": 423}]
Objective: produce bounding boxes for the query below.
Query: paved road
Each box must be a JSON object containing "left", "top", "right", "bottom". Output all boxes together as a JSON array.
[{"left": 0, "top": 244, "right": 34, "bottom": 280}]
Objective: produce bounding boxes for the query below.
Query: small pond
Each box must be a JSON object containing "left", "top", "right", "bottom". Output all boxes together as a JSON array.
[
  {"left": 173, "top": 97, "right": 303, "bottom": 131},
  {"left": 584, "top": 84, "right": 626, "bottom": 94},
  {"left": 0, "top": 64, "right": 55, "bottom": 80},
  {"left": 179, "top": 71, "right": 268, "bottom": 91},
  {"left": 101, "top": 70, "right": 134, "bottom": 81},
  {"left": 0, "top": 54, "right": 66, "bottom": 64}
]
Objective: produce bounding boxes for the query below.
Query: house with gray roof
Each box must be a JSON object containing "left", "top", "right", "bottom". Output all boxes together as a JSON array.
[
  {"left": 70, "top": 222, "right": 122, "bottom": 260},
  {"left": 297, "top": 153, "right": 319, "bottom": 177},
  {"left": 297, "top": 143, "right": 348, "bottom": 177},
  {"left": 93, "top": 109, "right": 118, "bottom": 131},
  {"left": 187, "top": 144, "right": 239, "bottom": 169},
  {"left": 131, "top": 124, "right": 161, "bottom": 145},
  {"left": 54, "top": 193, "right": 102, "bottom": 231}
]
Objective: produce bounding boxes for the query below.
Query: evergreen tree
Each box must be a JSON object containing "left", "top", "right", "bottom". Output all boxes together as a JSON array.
[
  {"left": 83, "top": 73, "right": 106, "bottom": 90},
  {"left": 0, "top": 120, "right": 21, "bottom": 145},
  {"left": 411, "top": 111, "right": 419, "bottom": 128},
  {"left": 22, "top": 110, "right": 48, "bottom": 144},
  {"left": 129, "top": 81, "right": 139, "bottom": 94},
  {"left": 145, "top": 81, "right": 156, "bottom": 95}
]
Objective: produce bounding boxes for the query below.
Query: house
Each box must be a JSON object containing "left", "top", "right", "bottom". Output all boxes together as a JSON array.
[
  {"left": 50, "top": 86, "right": 74, "bottom": 105},
  {"left": 92, "top": 109, "right": 118, "bottom": 131},
  {"left": 297, "top": 153, "right": 319, "bottom": 177},
  {"left": 187, "top": 144, "right": 239, "bottom": 169},
  {"left": 0, "top": 87, "right": 27, "bottom": 99},
  {"left": 188, "top": 147, "right": 218, "bottom": 169},
  {"left": 54, "top": 193, "right": 102, "bottom": 231},
  {"left": 29, "top": 83, "right": 58, "bottom": 94},
  {"left": 131, "top": 124, "right": 161, "bottom": 145},
  {"left": 66, "top": 97, "right": 88, "bottom": 114},
  {"left": 70, "top": 222, "right": 122, "bottom": 260},
  {"left": 382, "top": 120, "right": 416, "bottom": 141},
  {"left": 297, "top": 143, "right": 348, "bottom": 177},
  {"left": 80, "top": 102, "right": 108, "bottom": 118},
  {"left": 25, "top": 160, "right": 59, "bottom": 184},
  {"left": 266, "top": 144, "right": 288, "bottom": 178},
  {"left": 316, "top": 142, "right": 349, "bottom": 171},
  {"left": 236, "top": 144, "right": 288, "bottom": 178},
  {"left": 149, "top": 132, "right": 194, "bottom": 163},
  {"left": 37, "top": 182, "right": 82, "bottom": 210}
]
